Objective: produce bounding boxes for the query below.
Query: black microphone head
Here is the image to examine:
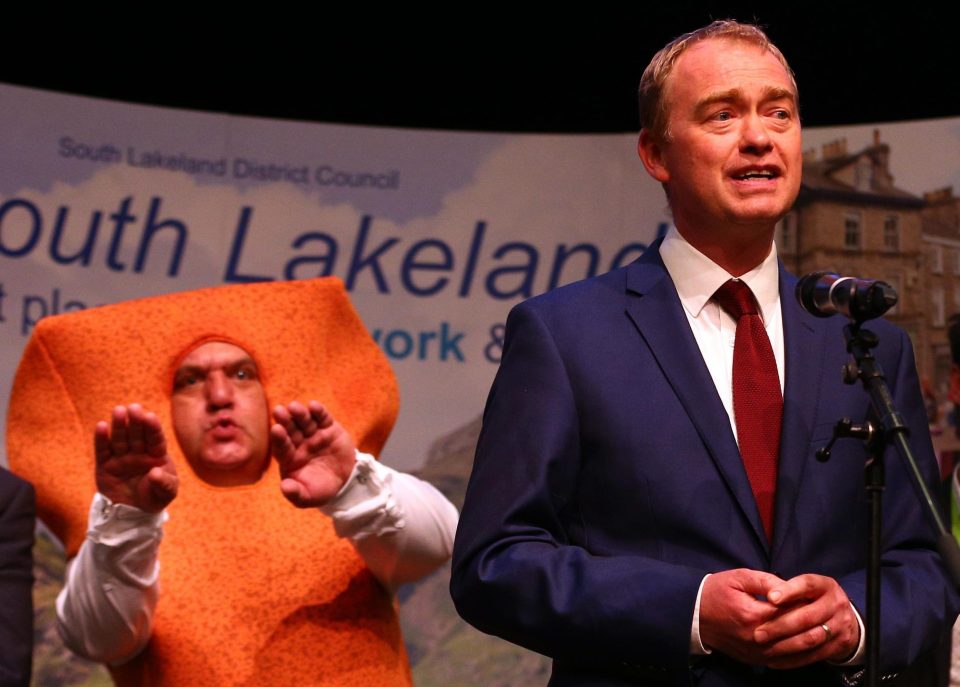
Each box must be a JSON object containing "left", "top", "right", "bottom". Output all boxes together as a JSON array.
[
  {"left": 795, "top": 271, "right": 898, "bottom": 321},
  {"left": 796, "top": 271, "right": 837, "bottom": 318},
  {"left": 849, "top": 280, "right": 898, "bottom": 321}
]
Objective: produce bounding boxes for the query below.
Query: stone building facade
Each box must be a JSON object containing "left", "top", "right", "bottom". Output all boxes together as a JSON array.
[
  {"left": 776, "top": 130, "right": 955, "bottom": 400},
  {"left": 921, "top": 187, "right": 960, "bottom": 393}
]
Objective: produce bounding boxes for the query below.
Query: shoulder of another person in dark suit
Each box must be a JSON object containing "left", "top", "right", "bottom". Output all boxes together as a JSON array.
[{"left": 0, "top": 467, "right": 35, "bottom": 515}]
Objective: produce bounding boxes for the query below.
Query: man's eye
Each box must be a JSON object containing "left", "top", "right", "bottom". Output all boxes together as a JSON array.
[
  {"left": 235, "top": 366, "right": 257, "bottom": 381},
  {"left": 713, "top": 111, "right": 732, "bottom": 122},
  {"left": 772, "top": 109, "right": 790, "bottom": 120},
  {"left": 174, "top": 375, "right": 198, "bottom": 390}
]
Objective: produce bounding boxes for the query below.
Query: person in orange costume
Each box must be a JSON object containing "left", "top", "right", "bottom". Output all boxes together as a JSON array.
[{"left": 7, "top": 278, "right": 457, "bottom": 687}]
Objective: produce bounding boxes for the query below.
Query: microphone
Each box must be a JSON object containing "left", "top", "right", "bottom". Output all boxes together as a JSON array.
[{"left": 796, "top": 271, "right": 898, "bottom": 321}]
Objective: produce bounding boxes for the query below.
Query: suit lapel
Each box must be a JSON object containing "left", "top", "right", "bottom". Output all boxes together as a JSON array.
[
  {"left": 623, "top": 245, "right": 769, "bottom": 552},
  {"left": 771, "top": 268, "right": 826, "bottom": 560}
]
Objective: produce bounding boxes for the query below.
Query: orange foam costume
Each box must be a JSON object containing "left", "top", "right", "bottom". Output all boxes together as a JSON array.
[{"left": 8, "top": 278, "right": 412, "bottom": 687}]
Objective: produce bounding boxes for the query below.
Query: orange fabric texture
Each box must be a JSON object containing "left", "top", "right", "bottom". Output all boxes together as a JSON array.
[{"left": 8, "top": 278, "right": 411, "bottom": 686}]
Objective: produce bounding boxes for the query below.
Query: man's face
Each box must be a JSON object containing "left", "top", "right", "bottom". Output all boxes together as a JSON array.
[
  {"left": 640, "top": 38, "right": 802, "bottom": 238},
  {"left": 171, "top": 341, "right": 269, "bottom": 486}
]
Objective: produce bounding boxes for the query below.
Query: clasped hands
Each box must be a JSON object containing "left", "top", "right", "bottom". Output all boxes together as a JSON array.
[
  {"left": 94, "top": 401, "right": 357, "bottom": 513},
  {"left": 699, "top": 568, "right": 860, "bottom": 669}
]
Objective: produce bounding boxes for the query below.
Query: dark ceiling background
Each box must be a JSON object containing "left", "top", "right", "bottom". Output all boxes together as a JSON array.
[{"left": 2, "top": 6, "right": 958, "bottom": 133}]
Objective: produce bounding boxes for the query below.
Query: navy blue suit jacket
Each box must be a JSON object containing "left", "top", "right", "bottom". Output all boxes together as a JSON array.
[{"left": 451, "top": 243, "right": 958, "bottom": 686}]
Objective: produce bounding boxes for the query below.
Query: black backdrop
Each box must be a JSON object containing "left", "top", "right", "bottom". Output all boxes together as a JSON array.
[{"left": 1, "top": 6, "right": 958, "bottom": 132}]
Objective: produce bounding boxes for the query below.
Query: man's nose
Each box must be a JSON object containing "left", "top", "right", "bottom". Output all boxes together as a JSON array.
[
  {"left": 740, "top": 113, "right": 772, "bottom": 154},
  {"left": 205, "top": 373, "right": 234, "bottom": 408}
]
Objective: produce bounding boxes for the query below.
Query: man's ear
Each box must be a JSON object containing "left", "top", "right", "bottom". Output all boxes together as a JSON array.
[{"left": 638, "top": 129, "right": 670, "bottom": 183}]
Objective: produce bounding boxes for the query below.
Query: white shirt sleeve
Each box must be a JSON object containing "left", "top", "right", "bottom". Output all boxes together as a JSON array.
[
  {"left": 690, "top": 574, "right": 712, "bottom": 656},
  {"left": 320, "top": 451, "right": 459, "bottom": 591},
  {"left": 56, "top": 493, "right": 165, "bottom": 664},
  {"left": 57, "top": 453, "right": 458, "bottom": 660}
]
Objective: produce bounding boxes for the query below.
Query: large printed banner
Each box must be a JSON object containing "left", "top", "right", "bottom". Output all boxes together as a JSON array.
[
  {"left": 4, "top": 86, "right": 959, "bottom": 472},
  {"left": 0, "top": 83, "right": 673, "bottom": 473},
  {"left": 3, "top": 83, "right": 959, "bottom": 685}
]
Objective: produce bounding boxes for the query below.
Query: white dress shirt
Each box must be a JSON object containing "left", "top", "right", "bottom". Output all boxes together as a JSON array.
[{"left": 660, "top": 225, "right": 785, "bottom": 436}]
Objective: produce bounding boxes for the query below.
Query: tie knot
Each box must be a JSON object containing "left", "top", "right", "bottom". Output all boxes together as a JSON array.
[{"left": 714, "top": 279, "right": 758, "bottom": 319}]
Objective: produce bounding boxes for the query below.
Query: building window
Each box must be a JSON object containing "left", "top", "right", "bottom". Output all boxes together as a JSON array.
[
  {"left": 844, "top": 213, "right": 862, "bottom": 250},
  {"left": 932, "top": 245, "right": 944, "bottom": 274},
  {"left": 932, "top": 287, "right": 945, "bottom": 327},
  {"left": 777, "top": 212, "right": 797, "bottom": 254},
  {"left": 883, "top": 216, "right": 899, "bottom": 252}
]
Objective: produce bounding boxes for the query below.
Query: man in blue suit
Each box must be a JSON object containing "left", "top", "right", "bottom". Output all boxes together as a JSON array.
[{"left": 451, "top": 20, "right": 958, "bottom": 686}]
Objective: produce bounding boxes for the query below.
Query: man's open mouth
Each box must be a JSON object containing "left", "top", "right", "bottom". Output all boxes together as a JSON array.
[{"left": 733, "top": 168, "right": 778, "bottom": 180}]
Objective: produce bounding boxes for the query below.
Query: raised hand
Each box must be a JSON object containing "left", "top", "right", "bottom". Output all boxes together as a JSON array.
[
  {"left": 271, "top": 400, "right": 357, "bottom": 508},
  {"left": 94, "top": 404, "right": 179, "bottom": 513}
]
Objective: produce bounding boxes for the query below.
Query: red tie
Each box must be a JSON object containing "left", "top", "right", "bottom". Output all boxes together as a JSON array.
[{"left": 713, "top": 279, "right": 782, "bottom": 542}]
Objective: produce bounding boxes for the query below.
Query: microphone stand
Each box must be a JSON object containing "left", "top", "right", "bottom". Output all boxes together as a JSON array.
[{"left": 816, "top": 322, "right": 960, "bottom": 687}]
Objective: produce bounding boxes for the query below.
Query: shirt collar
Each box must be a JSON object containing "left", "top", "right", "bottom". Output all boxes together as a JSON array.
[{"left": 659, "top": 225, "right": 780, "bottom": 322}]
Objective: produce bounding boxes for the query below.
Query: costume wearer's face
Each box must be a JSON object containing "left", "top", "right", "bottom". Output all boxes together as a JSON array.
[
  {"left": 171, "top": 341, "right": 270, "bottom": 486},
  {"left": 651, "top": 38, "right": 802, "bottom": 236}
]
